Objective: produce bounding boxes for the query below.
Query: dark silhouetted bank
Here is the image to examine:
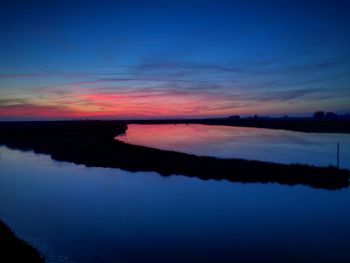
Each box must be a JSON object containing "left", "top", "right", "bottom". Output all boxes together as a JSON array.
[{"left": 0, "top": 220, "right": 44, "bottom": 262}]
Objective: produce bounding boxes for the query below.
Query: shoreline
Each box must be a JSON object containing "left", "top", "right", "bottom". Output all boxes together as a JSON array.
[
  {"left": 0, "top": 121, "right": 349, "bottom": 190},
  {"left": 0, "top": 220, "right": 44, "bottom": 262}
]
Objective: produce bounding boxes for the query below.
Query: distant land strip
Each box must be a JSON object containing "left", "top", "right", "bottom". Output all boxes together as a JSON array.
[{"left": 0, "top": 121, "right": 349, "bottom": 190}]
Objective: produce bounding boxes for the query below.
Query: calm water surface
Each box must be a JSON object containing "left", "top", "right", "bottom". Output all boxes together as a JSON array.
[
  {"left": 118, "top": 124, "right": 350, "bottom": 169},
  {"left": 1, "top": 146, "right": 350, "bottom": 263}
]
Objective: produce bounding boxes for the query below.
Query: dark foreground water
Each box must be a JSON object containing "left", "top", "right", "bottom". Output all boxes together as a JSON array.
[
  {"left": 118, "top": 124, "right": 350, "bottom": 169},
  {"left": 1, "top": 146, "right": 350, "bottom": 263}
]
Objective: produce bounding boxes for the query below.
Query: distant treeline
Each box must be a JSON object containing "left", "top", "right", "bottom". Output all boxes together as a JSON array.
[
  {"left": 228, "top": 111, "right": 350, "bottom": 120},
  {"left": 312, "top": 111, "right": 350, "bottom": 120}
]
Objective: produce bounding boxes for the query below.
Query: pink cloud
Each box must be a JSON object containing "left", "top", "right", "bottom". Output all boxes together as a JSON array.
[{"left": 1, "top": 83, "right": 273, "bottom": 119}]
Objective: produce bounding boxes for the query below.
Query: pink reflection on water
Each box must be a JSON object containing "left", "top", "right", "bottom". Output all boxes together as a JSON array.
[
  {"left": 118, "top": 124, "right": 245, "bottom": 151},
  {"left": 117, "top": 124, "right": 350, "bottom": 168}
]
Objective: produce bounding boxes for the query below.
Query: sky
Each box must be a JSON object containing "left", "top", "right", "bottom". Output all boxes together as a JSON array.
[{"left": 0, "top": 0, "right": 349, "bottom": 120}]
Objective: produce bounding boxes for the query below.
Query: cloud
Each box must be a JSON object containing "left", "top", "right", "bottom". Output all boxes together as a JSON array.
[
  {"left": 281, "top": 57, "right": 349, "bottom": 74},
  {"left": 1, "top": 83, "right": 348, "bottom": 119},
  {"left": 0, "top": 98, "right": 30, "bottom": 106},
  {"left": 0, "top": 73, "right": 51, "bottom": 79},
  {"left": 133, "top": 53, "right": 350, "bottom": 83},
  {"left": 1, "top": 52, "right": 349, "bottom": 120},
  {"left": 135, "top": 59, "right": 244, "bottom": 73},
  {"left": 0, "top": 104, "right": 76, "bottom": 118},
  {"left": 0, "top": 86, "right": 246, "bottom": 119}
]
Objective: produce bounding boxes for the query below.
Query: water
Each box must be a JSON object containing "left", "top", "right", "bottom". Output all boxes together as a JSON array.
[
  {"left": 1, "top": 146, "right": 350, "bottom": 263},
  {"left": 118, "top": 124, "right": 350, "bottom": 169}
]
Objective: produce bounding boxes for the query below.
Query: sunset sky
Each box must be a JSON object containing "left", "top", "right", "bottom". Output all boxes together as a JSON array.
[{"left": 1, "top": 0, "right": 349, "bottom": 120}]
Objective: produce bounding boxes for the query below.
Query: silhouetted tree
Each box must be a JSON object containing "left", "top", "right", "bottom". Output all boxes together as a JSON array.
[
  {"left": 313, "top": 111, "right": 325, "bottom": 119},
  {"left": 325, "top": 112, "right": 338, "bottom": 119},
  {"left": 228, "top": 115, "right": 240, "bottom": 119}
]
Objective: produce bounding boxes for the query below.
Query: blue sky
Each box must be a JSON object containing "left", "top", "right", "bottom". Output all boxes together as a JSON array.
[{"left": 0, "top": 0, "right": 349, "bottom": 119}]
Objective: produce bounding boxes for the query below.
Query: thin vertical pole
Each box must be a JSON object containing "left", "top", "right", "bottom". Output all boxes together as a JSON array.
[{"left": 337, "top": 142, "right": 340, "bottom": 169}]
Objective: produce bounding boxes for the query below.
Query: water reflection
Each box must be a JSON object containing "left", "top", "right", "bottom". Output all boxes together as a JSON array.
[
  {"left": 118, "top": 124, "right": 350, "bottom": 169},
  {"left": 1, "top": 146, "right": 350, "bottom": 263}
]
